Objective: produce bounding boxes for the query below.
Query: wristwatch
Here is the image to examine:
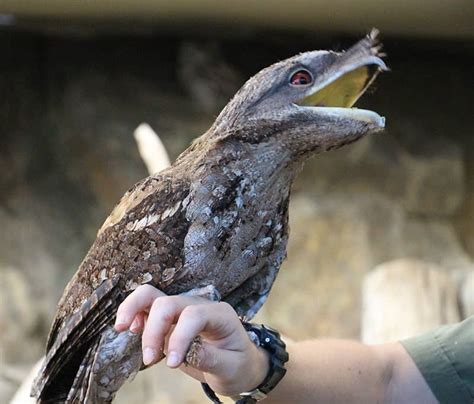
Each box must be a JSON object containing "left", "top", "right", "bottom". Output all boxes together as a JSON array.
[{"left": 201, "top": 322, "right": 289, "bottom": 404}]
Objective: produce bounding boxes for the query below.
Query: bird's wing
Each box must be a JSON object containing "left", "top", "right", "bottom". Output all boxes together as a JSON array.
[
  {"left": 34, "top": 173, "right": 192, "bottom": 401},
  {"left": 32, "top": 278, "right": 124, "bottom": 401},
  {"left": 45, "top": 175, "right": 163, "bottom": 351},
  {"left": 66, "top": 334, "right": 101, "bottom": 403},
  {"left": 97, "top": 175, "right": 164, "bottom": 238}
]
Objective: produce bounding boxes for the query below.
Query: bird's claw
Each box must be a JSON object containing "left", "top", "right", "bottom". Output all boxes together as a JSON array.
[{"left": 184, "top": 335, "right": 203, "bottom": 367}]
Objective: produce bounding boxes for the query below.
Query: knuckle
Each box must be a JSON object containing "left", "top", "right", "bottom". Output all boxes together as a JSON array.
[
  {"left": 151, "top": 296, "right": 177, "bottom": 323},
  {"left": 153, "top": 295, "right": 175, "bottom": 310},
  {"left": 116, "top": 302, "right": 132, "bottom": 318},
  {"left": 136, "top": 283, "right": 155, "bottom": 295},
  {"left": 181, "top": 304, "right": 202, "bottom": 319},
  {"left": 116, "top": 303, "right": 125, "bottom": 314},
  {"left": 161, "top": 309, "right": 175, "bottom": 324},
  {"left": 150, "top": 296, "right": 162, "bottom": 312},
  {"left": 217, "top": 301, "right": 234, "bottom": 314}
]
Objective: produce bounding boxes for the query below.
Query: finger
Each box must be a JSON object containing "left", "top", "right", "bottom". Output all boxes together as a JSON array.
[
  {"left": 182, "top": 341, "right": 270, "bottom": 398},
  {"left": 162, "top": 324, "right": 175, "bottom": 353},
  {"left": 115, "top": 284, "right": 165, "bottom": 331},
  {"left": 130, "top": 312, "right": 145, "bottom": 334},
  {"left": 188, "top": 339, "right": 239, "bottom": 375},
  {"left": 177, "top": 341, "right": 240, "bottom": 384},
  {"left": 141, "top": 295, "right": 215, "bottom": 365},
  {"left": 166, "top": 302, "right": 241, "bottom": 368}
]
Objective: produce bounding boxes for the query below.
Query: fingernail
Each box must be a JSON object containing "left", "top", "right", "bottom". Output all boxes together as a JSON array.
[
  {"left": 166, "top": 351, "right": 180, "bottom": 368},
  {"left": 143, "top": 347, "right": 157, "bottom": 365}
]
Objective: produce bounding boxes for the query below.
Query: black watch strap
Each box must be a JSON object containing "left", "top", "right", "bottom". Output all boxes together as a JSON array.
[
  {"left": 201, "top": 322, "right": 289, "bottom": 404},
  {"left": 201, "top": 382, "right": 224, "bottom": 404}
]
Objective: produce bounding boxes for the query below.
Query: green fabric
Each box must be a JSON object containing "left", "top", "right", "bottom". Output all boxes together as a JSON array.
[{"left": 401, "top": 316, "right": 474, "bottom": 404}]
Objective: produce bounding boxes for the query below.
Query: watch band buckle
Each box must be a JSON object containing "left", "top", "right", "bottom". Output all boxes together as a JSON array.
[{"left": 239, "top": 388, "right": 268, "bottom": 400}]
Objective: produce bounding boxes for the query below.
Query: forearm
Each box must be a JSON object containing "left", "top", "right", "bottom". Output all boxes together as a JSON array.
[
  {"left": 257, "top": 339, "right": 437, "bottom": 404},
  {"left": 264, "top": 339, "right": 390, "bottom": 403}
]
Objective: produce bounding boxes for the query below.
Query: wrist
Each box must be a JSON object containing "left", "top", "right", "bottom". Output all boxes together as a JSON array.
[
  {"left": 247, "top": 344, "right": 270, "bottom": 392},
  {"left": 201, "top": 323, "right": 288, "bottom": 403},
  {"left": 235, "top": 323, "right": 289, "bottom": 403},
  {"left": 226, "top": 340, "right": 269, "bottom": 397}
]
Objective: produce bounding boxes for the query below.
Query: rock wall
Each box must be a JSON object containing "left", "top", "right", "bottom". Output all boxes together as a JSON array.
[{"left": 0, "top": 30, "right": 473, "bottom": 402}]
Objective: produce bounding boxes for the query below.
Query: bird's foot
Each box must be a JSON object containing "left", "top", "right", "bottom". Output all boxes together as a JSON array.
[
  {"left": 180, "top": 286, "right": 219, "bottom": 369},
  {"left": 181, "top": 285, "right": 221, "bottom": 301},
  {"left": 184, "top": 335, "right": 203, "bottom": 367}
]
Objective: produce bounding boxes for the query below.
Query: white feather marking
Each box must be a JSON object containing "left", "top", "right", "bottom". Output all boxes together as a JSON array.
[
  {"left": 141, "top": 273, "right": 153, "bottom": 284},
  {"left": 182, "top": 194, "right": 191, "bottom": 208},
  {"left": 235, "top": 196, "right": 243, "bottom": 208},
  {"left": 242, "top": 249, "right": 255, "bottom": 259},
  {"left": 257, "top": 237, "right": 273, "bottom": 248},
  {"left": 162, "top": 201, "right": 181, "bottom": 219},
  {"left": 212, "top": 185, "right": 226, "bottom": 197},
  {"left": 162, "top": 267, "right": 177, "bottom": 283},
  {"left": 98, "top": 182, "right": 158, "bottom": 236},
  {"left": 99, "top": 269, "right": 108, "bottom": 283},
  {"left": 126, "top": 213, "right": 162, "bottom": 232}
]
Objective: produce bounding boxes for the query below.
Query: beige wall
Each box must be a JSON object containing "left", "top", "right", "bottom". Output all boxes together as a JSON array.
[{"left": 1, "top": 0, "right": 474, "bottom": 39}]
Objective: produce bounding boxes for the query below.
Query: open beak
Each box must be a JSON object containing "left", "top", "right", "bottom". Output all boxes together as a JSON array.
[
  {"left": 297, "top": 29, "right": 388, "bottom": 128},
  {"left": 298, "top": 63, "right": 385, "bottom": 109}
]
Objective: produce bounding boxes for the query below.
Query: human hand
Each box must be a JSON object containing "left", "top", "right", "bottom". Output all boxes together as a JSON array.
[{"left": 114, "top": 285, "right": 269, "bottom": 397}]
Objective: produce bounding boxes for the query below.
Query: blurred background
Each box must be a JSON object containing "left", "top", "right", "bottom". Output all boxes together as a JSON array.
[{"left": 0, "top": 1, "right": 473, "bottom": 402}]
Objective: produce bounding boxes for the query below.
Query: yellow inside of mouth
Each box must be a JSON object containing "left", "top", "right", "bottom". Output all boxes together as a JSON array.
[{"left": 299, "top": 66, "right": 374, "bottom": 108}]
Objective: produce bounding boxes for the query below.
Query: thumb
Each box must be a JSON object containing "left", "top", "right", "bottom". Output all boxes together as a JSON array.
[
  {"left": 185, "top": 339, "right": 237, "bottom": 374},
  {"left": 183, "top": 339, "right": 269, "bottom": 398}
]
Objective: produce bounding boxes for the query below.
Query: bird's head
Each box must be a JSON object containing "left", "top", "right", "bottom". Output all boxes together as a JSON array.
[{"left": 211, "top": 29, "right": 387, "bottom": 161}]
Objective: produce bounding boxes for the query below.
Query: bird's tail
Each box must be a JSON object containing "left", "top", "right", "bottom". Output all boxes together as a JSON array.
[{"left": 65, "top": 338, "right": 101, "bottom": 404}]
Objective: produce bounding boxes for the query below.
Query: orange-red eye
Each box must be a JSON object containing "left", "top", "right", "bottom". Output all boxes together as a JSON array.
[{"left": 290, "top": 70, "right": 312, "bottom": 86}]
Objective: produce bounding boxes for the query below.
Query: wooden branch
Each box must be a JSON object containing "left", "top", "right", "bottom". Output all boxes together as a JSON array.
[
  {"left": 461, "top": 270, "right": 474, "bottom": 317},
  {"left": 9, "top": 358, "right": 42, "bottom": 404},
  {"left": 134, "top": 123, "right": 171, "bottom": 175}
]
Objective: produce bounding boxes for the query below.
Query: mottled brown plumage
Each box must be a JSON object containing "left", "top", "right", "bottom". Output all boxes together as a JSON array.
[{"left": 32, "top": 30, "right": 387, "bottom": 403}]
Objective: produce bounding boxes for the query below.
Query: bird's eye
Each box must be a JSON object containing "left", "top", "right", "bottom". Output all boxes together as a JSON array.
[{"left": 290, "top": 70, "right": 313, "bottom": 86}]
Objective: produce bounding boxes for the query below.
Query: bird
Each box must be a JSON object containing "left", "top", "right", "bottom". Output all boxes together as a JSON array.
[{"left": 32, "top": 29, "right": 387, "bottom": 403}]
